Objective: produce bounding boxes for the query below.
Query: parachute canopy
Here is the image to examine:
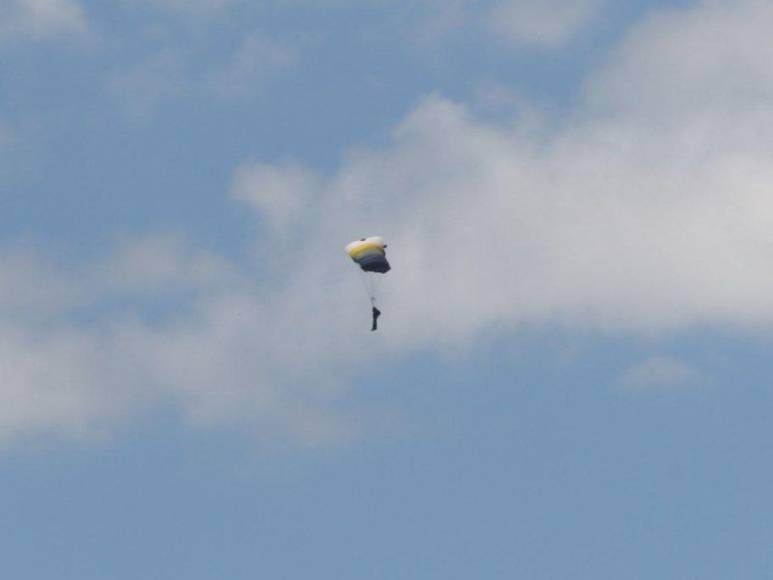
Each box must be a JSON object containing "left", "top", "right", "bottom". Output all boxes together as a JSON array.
[{"left": 345, "top": 236, "right": 391, "bottom": 273}]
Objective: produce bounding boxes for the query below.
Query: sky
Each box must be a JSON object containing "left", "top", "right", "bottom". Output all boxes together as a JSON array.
[{"left": 2, "top": 0, "right": 773, "bottom": 577}]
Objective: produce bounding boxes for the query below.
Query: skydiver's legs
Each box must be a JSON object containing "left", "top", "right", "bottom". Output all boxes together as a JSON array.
[{"left": 371, "top": 307, "right": 381, "bottom": 331}]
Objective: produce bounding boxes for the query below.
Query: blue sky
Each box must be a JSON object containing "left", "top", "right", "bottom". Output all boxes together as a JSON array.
[{"left": 2, "top": 0, "right": 773, "bottom": 578}]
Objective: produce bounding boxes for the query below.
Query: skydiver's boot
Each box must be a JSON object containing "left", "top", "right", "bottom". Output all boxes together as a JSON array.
[{"left": 371, "top": 307, "right": 381, "bottom": 331}]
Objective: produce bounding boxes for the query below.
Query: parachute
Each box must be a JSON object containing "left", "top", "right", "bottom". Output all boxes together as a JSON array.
[{"left": 346, "top": 236, "right": 390, "bottom": 331}]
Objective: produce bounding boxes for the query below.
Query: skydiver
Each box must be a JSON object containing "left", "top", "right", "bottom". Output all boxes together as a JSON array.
[{"left": 371, "top": 306, "right": 381, "bottom": 331}]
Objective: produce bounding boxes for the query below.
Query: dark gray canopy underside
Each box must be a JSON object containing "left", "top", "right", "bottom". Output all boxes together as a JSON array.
[{"left": 359, "top": 254, "right": 391, "bottom": 273}]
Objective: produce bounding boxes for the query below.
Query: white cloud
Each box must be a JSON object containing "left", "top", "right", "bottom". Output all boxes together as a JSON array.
[
  {"left": 0, "top": 325, "right": 149, "bottom": 446},
  {"left": 617, "top": 356, "right": 704, "bottom": 390},
  {"left": 0, "top": 0, "right": 88, "bottom": 42},
  {"left": 4, "top": 0, "right": 773, "bottom": 449},
  {"left": 586, "top": 0, "right": 773, "bottom": 119},
  {"left": 231, "top": 160, "right": 321, "bottom": 228},
  {"left": 0, "top": 246, "right": 85, "bottom": 327},
  {"left": 221, "top": 1, "right": 773, "bottom": 345},
  {"left": 94, "top": 234, "right": 236, "bottom": 298},
  {"left": 254, "top": 96, "right": 773, "bottom": 345},
  {"left": 0, "top": 236, "right": 360, "bottom": 447},
  {"left": 486, "top": 0, "right": 603, "bottom": 48},
  {"left": 0, "top": 248, "right": 139, "bottom": 447}
]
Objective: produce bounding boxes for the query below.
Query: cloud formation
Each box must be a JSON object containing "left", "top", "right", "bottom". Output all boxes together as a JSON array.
[
  {"left": 586, "top": 0, "right": 773, "bottom": 119},
  {"left": 248, "top": 0, "right": 773, "bottom": 341},
  {"left": 2, "top": 0, "right": 772, "bottom": 448},
  {"left": 231, "top": 160, "right": 322, "bottom": 228},
  {"left": 0, "top": 236, "right": 349, "bottom": 447}
]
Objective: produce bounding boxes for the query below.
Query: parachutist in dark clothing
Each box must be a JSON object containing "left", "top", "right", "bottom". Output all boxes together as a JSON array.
[{"left": 371, "top": 307, "right": 381, "bottom": 331}]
